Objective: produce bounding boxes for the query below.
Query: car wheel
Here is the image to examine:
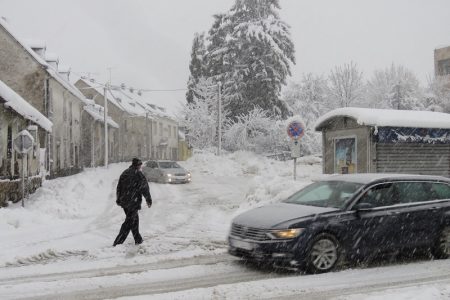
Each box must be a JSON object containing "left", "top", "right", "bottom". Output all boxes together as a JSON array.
[
  {"left": 306, "top": 233, "right": 340, "bottom": 273},
  {"left": 433, "top": 226, "right": 450, "bottom": 259}
]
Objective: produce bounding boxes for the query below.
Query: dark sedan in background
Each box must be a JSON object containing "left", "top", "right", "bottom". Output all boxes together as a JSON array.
[{"left": 228, "top": 174, "right": 450, "bottom": 273}]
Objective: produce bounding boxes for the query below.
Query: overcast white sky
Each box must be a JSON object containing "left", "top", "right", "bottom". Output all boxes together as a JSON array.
[{"left": 1, "top": 0, "right": 449, "bottom": 113}]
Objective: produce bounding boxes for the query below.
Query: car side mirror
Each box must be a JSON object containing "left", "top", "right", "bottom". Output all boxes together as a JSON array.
[{"left": 353, "top": 202, "right": 373, "bottom": 211}]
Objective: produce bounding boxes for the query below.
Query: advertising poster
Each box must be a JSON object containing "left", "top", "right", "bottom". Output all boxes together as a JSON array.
[{"left": 335, "top": 137, "right": 357, "bottom": 174}]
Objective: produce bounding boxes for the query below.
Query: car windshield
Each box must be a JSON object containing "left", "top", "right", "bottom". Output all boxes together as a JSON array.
[
  {"left": 284, "top": 181, "right": 363, "bottom": 208},
  {"left": 159, "top": 161, "right": 181, "bottom": 169}
]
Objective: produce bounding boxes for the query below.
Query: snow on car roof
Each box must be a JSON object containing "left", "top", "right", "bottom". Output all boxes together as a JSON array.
[
  {"left": 315, "top": 107, "right": 450, "bottom": 130},
  {"left": 319, "top": 173, "right": 450, "bottom": 184},
  {"left": 0, "top": 79, "right": 52, "bottom": 132}
]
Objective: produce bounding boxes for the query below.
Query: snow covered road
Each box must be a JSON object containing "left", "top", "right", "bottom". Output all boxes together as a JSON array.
[
  {"left": 2, "top": 255, "right": 450, "bottom": 299},
  {"left": 1, "top": 151, "right": 449, "bottom": 299}
]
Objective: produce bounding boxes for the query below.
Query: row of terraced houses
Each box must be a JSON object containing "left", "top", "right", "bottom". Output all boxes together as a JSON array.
[{"left": 0, "top": 18, "right": 188, "bottom": 206}]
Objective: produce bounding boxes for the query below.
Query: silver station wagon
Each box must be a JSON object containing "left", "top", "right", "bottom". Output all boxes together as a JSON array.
[{"left": 143, "top": 160, "right": 191, "bottom": 184}]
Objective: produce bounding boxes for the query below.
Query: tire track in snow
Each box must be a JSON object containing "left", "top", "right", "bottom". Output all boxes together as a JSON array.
[{"left": 0, "top": 253, "right": 235, "bottom": 286}]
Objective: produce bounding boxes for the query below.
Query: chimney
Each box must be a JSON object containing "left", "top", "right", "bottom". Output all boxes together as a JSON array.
[
  {"left": 58, "top": 66, "right": 71, "bottom": 81},
  {"left": 45, "top": 52, "right": 59, "bottom": 70},
  {"left": 24, "top": 39, "right": 47, "bottom": 59}
]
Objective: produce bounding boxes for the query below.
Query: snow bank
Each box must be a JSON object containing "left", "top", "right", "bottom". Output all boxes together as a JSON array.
[{"left": 0, "top": 151, "right": 321, "bottom": 276}]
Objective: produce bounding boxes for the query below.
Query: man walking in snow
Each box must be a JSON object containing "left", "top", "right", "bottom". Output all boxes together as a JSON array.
[{"left": 113, "top": 158, "right": 152, "bottom": 246}]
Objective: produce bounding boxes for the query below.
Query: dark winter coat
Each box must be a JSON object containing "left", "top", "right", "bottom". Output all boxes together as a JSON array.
[{"left": 116, "top": 166, "right": 152, "bottom": 210}]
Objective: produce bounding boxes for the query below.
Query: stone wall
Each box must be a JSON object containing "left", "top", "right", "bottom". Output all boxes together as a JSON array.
[{"left": 0, "top": 176, "right": 42, "bottom": 207}]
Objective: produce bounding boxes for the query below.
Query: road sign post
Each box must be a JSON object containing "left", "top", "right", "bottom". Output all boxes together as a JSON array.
[
  {"left": 287, "top": 120, "right": 305, "bottom": 181},
  {"left": 13, "top": 130, "right": 34, "bottom": 207}
]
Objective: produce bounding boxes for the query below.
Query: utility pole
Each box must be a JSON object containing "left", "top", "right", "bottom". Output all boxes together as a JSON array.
[
  {"left": 104, "top": 83, "right": 109, "bottom": 167},
  {"left": 217, "top": 81, "right": 222, "bottom": 156},
  {"left": 146, "top": 112, "right": 150, "bottom": 159}
]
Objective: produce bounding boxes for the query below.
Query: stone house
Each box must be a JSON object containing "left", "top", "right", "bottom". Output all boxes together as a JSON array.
[
  {"left": 75, "top": 79, "right": 180, "bottom": 161},
  {"left": 0, "top": 79, "right": 52, "bottom": 206},
  {"left": 0, "top": 18, "right": 116, "bottom": 177}
]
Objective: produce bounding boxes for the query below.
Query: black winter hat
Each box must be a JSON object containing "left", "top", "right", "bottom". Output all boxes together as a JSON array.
[{"left": 132, "top": 158, "right": 142, "bottom": 167}]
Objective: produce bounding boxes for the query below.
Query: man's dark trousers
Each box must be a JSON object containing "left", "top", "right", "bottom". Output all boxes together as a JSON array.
[{"left": 113, "top": 208, "right": 143, "bottom": 245}]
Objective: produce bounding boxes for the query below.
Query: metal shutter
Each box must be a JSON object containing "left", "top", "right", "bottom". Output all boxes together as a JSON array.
[{"left": 376, "top": 143, "right": 450, "bottom": 177}]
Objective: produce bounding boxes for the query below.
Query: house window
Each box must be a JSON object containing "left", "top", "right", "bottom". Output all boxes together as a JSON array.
[
  {"left": 153, "top": 122, "right": 157, "bottom": 135},
  {"left": 69, "top": 102, "right": 73, "bottom": 125},
  {"left": 56, "top": 144, "right": 61, "bottom": 170},
  {"left": 63, "top": 99, "right": 67, "bottom": 121},
  {"left": 7, "top": 125, "right": 12, "bottom": 159},
  {"left": 168, "top": 125, "right": 171, "bottom": 137},
  {"left": 173, "top": 126, "right": 177, "bottom": 137},
  {"left": 438, "top": 59, "right": 450, "bottom": 76},
  {"left": 159, "top": 123, "right": 163, "bottom": 136},
  {"left": 124, "top": 119, "right": 128, "bottom": 132},
  {"left": 75, "top": 146, "right": 79, "bottom": 167},
  {"left": 70, "top": 142, "right": 74, "bottom": 166}
]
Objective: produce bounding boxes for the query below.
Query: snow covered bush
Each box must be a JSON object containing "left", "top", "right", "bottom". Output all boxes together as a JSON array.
[{"left": 223, "top": 107, "right": 286, "bottom": 153}]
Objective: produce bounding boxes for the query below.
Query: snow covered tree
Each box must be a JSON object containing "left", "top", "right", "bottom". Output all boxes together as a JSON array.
[
  {"left": 205, "top": 0, "right": 295, "bottom": 119},
  {"left": 366, "top": 64, "right": 423, "bottom": 110},
  {"left": 186, "top": 33, "right": 207, "bottom": 104},
  {"left": 179, "top": 78, "right": 221, "bottom": 149},
  {"left": 425, "top": 76, "right": 450, "bottom": 112},
  {"left": 327, "top": 62, "right": 364, "bottom": 108}
]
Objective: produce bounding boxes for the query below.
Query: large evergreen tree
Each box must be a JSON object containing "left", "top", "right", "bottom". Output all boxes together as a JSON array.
[
  {"left": 186, "top": 33, "right": 206, "bottom": 104},
  {"left": 191, "top": 0, "right": 295, "bottom": 119}
]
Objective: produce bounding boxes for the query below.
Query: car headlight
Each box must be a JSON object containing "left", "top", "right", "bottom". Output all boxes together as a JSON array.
[
  {"left": 268, "top": 228, "right": 305, "bottom": 239},
  {"left": 165, "top": 174, "right": 172, "bottom": 177},
  {"left": 187, "top": 172, "right": 191, "bottom": 177}
]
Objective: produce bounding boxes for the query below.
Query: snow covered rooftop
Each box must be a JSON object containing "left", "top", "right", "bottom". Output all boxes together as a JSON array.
[
  {"left": 84, "top": 104, "right": 119, "bottom": 128},
  {"left": 435, "top": 44, "right": 450, "bottom": 50},
  {"left": 0, "top": 18, "right": 49, "bottom": 67},
  {"left": 23, "top": 39, "right": 46, "bottom": 50},
  {"left": 315, "top": 107, "right": 450, "bottom": 130},
  {"left": 78, "top": 78, "right": 174, "bottom": 120},
  {"left": 0, "top": 79, "right": 52, "bottom": 132}
]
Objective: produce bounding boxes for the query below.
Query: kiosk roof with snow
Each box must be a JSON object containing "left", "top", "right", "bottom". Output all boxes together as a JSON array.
[
  {"left": 315, "top": 107, "right": 450, "bottom": 131},
  {"left": 315, "top": 107, "right": 450, "bottom": 177}
]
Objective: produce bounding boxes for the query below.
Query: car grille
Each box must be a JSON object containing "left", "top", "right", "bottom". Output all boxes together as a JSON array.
[
  {"left": 175, "top": 173, "right": 185, "bottom": 176},
  {"left": 231, "top": 223, "right": 270, "bottom": 241}
]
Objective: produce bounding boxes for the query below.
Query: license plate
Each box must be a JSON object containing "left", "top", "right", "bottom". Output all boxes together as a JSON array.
[{"left": 231, "top": 239, "right": 254, "bottom": 251}]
